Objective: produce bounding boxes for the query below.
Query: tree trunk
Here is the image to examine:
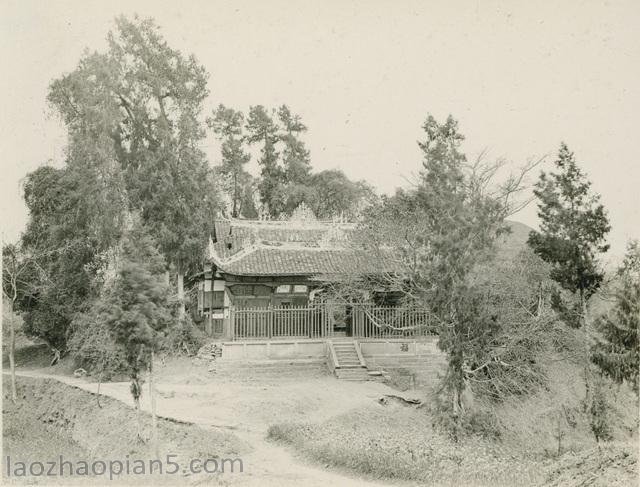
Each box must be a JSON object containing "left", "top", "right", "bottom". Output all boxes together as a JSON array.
[
  {"left": 177, "top": 269, "right": 185, "bottom": 320},
  {"left": 149, "top": 351, "right": 159, "bottom": 458},
  {"left": 579, "top": 287, "right": 592, "bottom": 405},
  {"left": 450, "top": 348, "right": 464, "bottom": 442},
  {"left": 452, "top": 387, "right": 462, "bottom": 441},
  {"left": 97, "top": 367, "right": 103, "bottom": 408},
  {"left": 232, "top": 171, "right": 239, "bottom": 218},
  {"left": 579, "top": 288, "right": 587, "bottom": 328},
  {"left": 537, "top": 283, "right": 543, "bottom": 317},
  {"left": 49, "top": 347, "right": 61, "bottom": 366},
  {"left": 134, "top": 395, "right": 142, "bottom": 442},
  {"left": 130, "top": 371, "right": 143, "bottom": 443},
  {"left": 9, "top": 301, "right": 17, "bottom": 403}
]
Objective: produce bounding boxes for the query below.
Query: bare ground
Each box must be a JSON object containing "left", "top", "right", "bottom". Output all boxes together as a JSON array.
[
  {"left": 6, "top": 357, "right": 412, "bottom": 487},
  {"left": 5, "top": 348, "right": 637, "bottom": 486}
]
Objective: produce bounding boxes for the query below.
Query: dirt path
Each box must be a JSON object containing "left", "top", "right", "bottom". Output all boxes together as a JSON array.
[{"left": 7, "top": 368, "right": 407, "bottom": 486}]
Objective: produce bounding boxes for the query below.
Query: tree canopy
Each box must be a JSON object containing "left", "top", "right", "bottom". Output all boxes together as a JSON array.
[
  {"left": 19, "top": 162, "right": 123, "bottom": 351},
  {"left": 208, "top": 104, "right": 253, "bottom": 218},
  {"left": 16, "top": 15, "right": 376, "bottom": 355},
  {"left": 98, "top": 216, "right": 172, "bottom": 440},
  {"left": 528, "top": 143, "right": 610, "bottom": 325},
  {"left": 46, "top": 14, "right": 221, "bottom": 315},
  {"left": 355, "top": 114, "right": 543, "bottom": 437},
  {"left": 591, "top": 240, "right": 640, "bottom": 393},
  {"left": 209, "top": 103, "right": 373, "bottom": 220},
  {"left": 246, "top": 105, "right": 285, "bottom": 217}
]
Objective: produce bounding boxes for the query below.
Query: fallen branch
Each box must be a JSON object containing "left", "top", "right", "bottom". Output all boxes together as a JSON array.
[{"left": 378, "top": 394, "right": 422, "bottom": 406}]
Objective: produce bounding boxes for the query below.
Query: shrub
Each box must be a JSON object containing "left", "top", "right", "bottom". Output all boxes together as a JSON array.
[
  {"left": 162, "top": 315, "right": 206, "bottom": 356},
  {"left": 67, "top": 307, "right": 128, "bottom": 380},
  {"left": 586, "top": 374, "right": 613, "bottom": 443},
  {"left": 430, "top": 386, "right": 502, "bottom": 440}
]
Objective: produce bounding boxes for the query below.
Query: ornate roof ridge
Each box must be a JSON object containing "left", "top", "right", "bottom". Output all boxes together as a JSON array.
[{"left": 222, "top": 218, "right": 356, "bottom": 230}]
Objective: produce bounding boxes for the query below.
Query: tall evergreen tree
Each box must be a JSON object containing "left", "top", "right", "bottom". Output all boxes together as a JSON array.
[
  {"left": 47, "top": 15, "right": 221, "bottom": 319},
  {"left": 591, "top": 240, "right": 640, "bottom": 393},
  {"left": 277, "top": 104, "right": 311, "bottom": 184},
  {"left": 356, "top": 115, "right": 538, "bottom": 438},
  {"left": 411, "top": 116, "right": 509, "bottom": 433},
  {"left": 208, "top": 104, "right": 251, "bottom": 217},
  {"left": 528, "top": 143, "right": 610, "bottom": 327},
  {"left": 19, "top": 153, "right": 125, "bottom": 354},
  {"left": 99, "top": 217, "right": 171, "bottom": 444},
  {"left": 245, "top": 105, "right": 285, "bottom": 217}
]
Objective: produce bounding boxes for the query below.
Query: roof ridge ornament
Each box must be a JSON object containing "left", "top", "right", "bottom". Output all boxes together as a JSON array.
[{"left": 289, "top": 202, "right": 317, "bottom": 223}]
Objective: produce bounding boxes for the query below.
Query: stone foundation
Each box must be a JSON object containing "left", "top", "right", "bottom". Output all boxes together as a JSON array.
[
  {"left": 359, "top": 337, "right": 446, "bottom": 387},
  {"left": 218, "top": 339, "right": 327, "bottom": 361},
  {"left": 214, "top": 337, "right": 446, "bottom": 387}
]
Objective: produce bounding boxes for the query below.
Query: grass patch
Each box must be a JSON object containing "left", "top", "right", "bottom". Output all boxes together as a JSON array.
[
  {"left": 544, "top": 442, "right": 637, "bottom": 487},
  {"left": 268, "top": 360, "right": 639, "bottom": 486},
  {"left": 268, "top": 404, "right": 544, "bottom": 486},
  {"left": 3, "top": 342, "right": 52, "bottom": 369}
]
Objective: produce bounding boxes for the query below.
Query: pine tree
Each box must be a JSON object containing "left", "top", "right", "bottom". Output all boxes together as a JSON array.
[
  {"left": 528, "top": 143, "right": 610, "bottom": 327},
  {"left": 591, "top": 240, "right": 640, "bottom": 393}
]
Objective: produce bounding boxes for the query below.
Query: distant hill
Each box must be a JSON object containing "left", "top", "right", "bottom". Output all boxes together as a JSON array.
[{"left": 497, "top": 220, "right": 536, "bottom": 261}]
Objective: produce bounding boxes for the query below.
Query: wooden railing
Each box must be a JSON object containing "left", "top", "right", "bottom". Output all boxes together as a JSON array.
[
  {"left": 351, "top": 305, "right": 436, "bottom": 339},
  {"left": 326, "top": 341, "right": 339, "bottom": 372},
  {"left": 229, "top": 304, "right": 436, "bottom": 340},
  {"left": 230, "top": 305, "right": 333, "bottom": 340}
]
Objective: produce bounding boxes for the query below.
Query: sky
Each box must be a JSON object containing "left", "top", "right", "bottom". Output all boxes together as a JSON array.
[{"left": 1, "top": 0, "right": 638, "bottom": 263}]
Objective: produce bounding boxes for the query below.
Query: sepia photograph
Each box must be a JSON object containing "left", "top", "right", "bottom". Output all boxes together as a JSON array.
[{"left": 1, "top": 1, "right": 638, "bottom": 485}]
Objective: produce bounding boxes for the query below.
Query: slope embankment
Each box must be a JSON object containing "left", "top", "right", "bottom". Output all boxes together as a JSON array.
[{"left": 2, "top": 375, "right": 248, "bottom": 485}]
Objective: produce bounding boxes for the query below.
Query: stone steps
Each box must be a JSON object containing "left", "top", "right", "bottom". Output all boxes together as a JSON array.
[{"left": 331, "top": 340, "right": 369, "bottom": 381}]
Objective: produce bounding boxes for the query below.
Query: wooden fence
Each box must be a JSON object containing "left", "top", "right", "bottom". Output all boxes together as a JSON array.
[
  {"left": 351, "top": 305, "right": 435, "bottom": 339},
  {"left": 230, "top": 305, "right": 332, "bottom": 340},
  {"left": 229, "top": 304, "right": 436, "bottom": 340}
]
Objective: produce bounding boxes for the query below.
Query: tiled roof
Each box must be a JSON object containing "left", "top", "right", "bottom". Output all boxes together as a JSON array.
[
  {"left": 206, "top": 219, "right": 532, "bottom": 278},
  {"left": 212, "top": 246, "right": 397, "bottom": 277},
  {"left": 213, "top": 220, "right": 231, "bottom": 241},
  {"left": 207, "top": 218, "right": 367, "bottom": 277}
]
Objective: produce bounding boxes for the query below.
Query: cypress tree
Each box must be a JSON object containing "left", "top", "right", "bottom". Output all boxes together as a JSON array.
[
  {"left": 99, "top": 216, "right": 171, "bottom": 445},
  {"left": 528, "top": 143, "right": 610, "bottom": 327}
]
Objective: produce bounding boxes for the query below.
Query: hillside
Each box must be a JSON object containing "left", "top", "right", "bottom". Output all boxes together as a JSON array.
[{"left": 497, "top": 220, "right": 536, "bottom": 261}]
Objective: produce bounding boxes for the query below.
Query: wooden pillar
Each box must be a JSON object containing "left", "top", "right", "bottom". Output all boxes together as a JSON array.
[
  {"left": 207, "top": 298, "right": 213, "bottom": 336},
  {"left": 223, "top": 306, "right": 233, "bottom": 341}
]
